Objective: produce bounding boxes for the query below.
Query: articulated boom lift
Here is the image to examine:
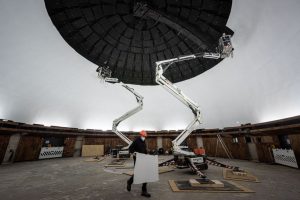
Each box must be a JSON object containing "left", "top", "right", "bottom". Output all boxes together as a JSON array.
[
  {"left": 155, "top": 34, "right": 234, "bottom": 177},
  {"left": 96, "top": 66, "right": 144, "bottom": 157},
  {"left": 96, "top": 34, "right": 236, "bottom": 177}
]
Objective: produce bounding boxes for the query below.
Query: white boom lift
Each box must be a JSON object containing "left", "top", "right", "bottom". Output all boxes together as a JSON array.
[
  {"left": 96, "top": 66, "right": 144, "bottom": 157},
  {"left": 96, "top": 34, "right": 234, "bottom": 176},
  {"left": 155, "top": 34, "right": 234, "bottom": 177}
]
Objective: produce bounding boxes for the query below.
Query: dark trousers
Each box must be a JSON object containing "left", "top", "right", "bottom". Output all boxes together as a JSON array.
[{"left": 127, "top": 156, "right": 147, "bottom": 192}]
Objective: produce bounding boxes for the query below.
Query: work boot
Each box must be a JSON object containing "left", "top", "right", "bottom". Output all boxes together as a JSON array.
[
  {"left": 141, "top": 191, "right": 151, "bottom": 198},
  {"left": 127, "top": 181, "right": 131, "bottom": 192}
]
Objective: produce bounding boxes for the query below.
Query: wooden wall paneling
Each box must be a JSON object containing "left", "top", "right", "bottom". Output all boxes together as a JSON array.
[
  {"left": 203, "top": 136, "right": 250, "bottom": 160},
  {"left": 84, "top": 137, "right": 104, "bottom": 145},
  {"left": 217, "top": 136, "right": 233, "bottom": 158},
  {"left": 145, "top": 137, "right": 157, "bottom": 151},
  {"left": 203, "top": 136, "right": 229, "bottom": 158},
  {"left": 229, "top": 136, "right": 250, "bottom": 160},
  {"left": 187, "top": 136, "right": 198, "bottom": 150},
  {"left": 255, "top": 143, "right": 274, "bottom": 163},
  {"left": 271, "top": 135, "right": 281, "bottom": 147},
  {"left": 128, "top": 135, "right": 136, "bottom": 142},
  {"left": 202, "top": 136, "right": 218, "bottom": 157},
  {"left": 0, "top": 135, "right": 10, "bottom": 164},
  {"left": 253, "top": 135, "right": 281, "bottom": 163},
  {"left": 103, "top": 137, "right": 127, "bottom": 153},
  {"left": 288, "top": 134, "right": 300, "bottom": 166},
  {"left": 261, "top": 136, "right": 274, "bottom": 143},
  {"left": 63, "top": 137, "right": 76, "bottom": 157},
  {"left": 162, "top": 137, "right": 173, "bottom": 152},
  {"left": 14, "top": 135, "right": 43, "bottom": 162},
  {"left": 84, "top": 136, "right": 130, "bottom": 154},
  {"left": 103, "top": 138, "right": 112, "bottom": 154}
]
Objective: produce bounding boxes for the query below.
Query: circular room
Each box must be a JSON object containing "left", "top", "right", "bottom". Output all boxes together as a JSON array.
[{"left": 0, "top": 0, "right": 300, "bottom": 200}]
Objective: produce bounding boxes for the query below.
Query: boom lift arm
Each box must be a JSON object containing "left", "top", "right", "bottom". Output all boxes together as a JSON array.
[
  {"left": 96, "top": 66, "right": 144, "bottom": 149},
  {"left": 155, "top": 34, "right": 233, "bottom": 156},
  {"left": 112, "top": 84, "right": 143, "bottom": 148},
  {"left": 133, "top": 2, "right": 208, "bottom": 49}
]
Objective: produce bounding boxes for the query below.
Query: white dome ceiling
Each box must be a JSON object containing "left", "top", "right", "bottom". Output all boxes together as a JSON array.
[{"left": 0, "top": 0, "right": 300, "bottom": 131}]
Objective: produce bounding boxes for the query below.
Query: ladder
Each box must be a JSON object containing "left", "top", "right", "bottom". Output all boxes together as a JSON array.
[{"left": 215, "top": 134, "right": 233, "bottom": 159}]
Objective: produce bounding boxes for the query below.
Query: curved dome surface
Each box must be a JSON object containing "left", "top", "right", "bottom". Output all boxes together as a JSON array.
[{"left": 45, "top": 0, "right": 233, "bottom": 85}]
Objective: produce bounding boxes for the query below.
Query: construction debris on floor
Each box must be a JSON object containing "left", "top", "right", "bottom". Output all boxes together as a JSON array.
[
  {"left": 189, "top": 179, "right": 224, "bottom": 187},
  {"left": 223, "top": 168, "right": 259, "bottom": 182},
  {"left": 84, "top": 157, "right": 106, "bottom": 162},
  {"left": 123, "top": 166, "right": 174, "bottom": 176},
  {"left": 168, "top": 179, "right": 254, "bottom": 193},
  {"left": 2, "top": 157, "right": 300, "bottom": 200},
  {"left": 104, "top": 158, "right": 126, "bottom": 167}
]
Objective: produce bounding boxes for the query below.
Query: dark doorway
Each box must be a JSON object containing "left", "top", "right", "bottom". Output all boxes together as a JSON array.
[{"left": 278, "top": 135, "right": 292, "bottom": 149}]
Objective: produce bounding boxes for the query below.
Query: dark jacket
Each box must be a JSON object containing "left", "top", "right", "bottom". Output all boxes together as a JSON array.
[{"left": 129, "top": 137, "right": 147, "bottom": 154}]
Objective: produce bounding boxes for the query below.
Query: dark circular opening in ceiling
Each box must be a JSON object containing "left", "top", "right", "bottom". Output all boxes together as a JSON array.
[{"left": 45, "top": 0, "right": 233, "bottom": 85}]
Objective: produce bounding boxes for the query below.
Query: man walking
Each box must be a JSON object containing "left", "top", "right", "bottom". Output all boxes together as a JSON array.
[{"left": 127, "top": 130, "right": 151, "bottom": 198}]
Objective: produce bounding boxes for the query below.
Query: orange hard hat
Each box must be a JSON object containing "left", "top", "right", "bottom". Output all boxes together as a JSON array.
[{"left": 139, "top": 130, "right": 147, "bottom": 137}]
